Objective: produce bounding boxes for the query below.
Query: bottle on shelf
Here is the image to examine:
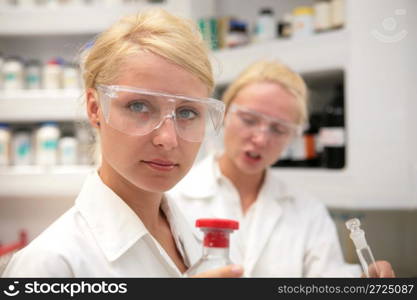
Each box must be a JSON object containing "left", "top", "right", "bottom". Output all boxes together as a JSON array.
[
  {"left": 254, "top": 7, "right": 276, "bottom": 42},
  {"left": 58, "top": 135, "right": 78, "bottom": 165},
  {"left": 226, "top": 19, "right": 249, "bottom": 48},
  {"left": 2, "top": 56, "right": 24, "bottom": 91},
  {"left": 62, "top": 63, "right": 80, "bottom": 90},
  {"left": 184, "top": 218, "right": 239, "bottom": 277},
  {"left": 42, "top": 58, "right": 62, "bottom": 90},
  {"left": 292, "top": 6, "right": 314, "bottom": 39},
  {"left": 12, "top": 127, "right": 33, "bottom": 166},
  {"left": 278, "top": 13, "right": 292, "bottom": 39},
  {"left": 330, "top": 0, "right": 345, "bottom": 29},
  {"left": 319, "top": 84, "right": 345, "bottom": 169},
  {"left": 35, "top": 122, "right": 60, "bottom": 167},
  {"left": 25, "top": 59, "right": 42, "bottom": 90},
  {"left": 0, "top": 123, "right": 11, "bottom": 167},
  {"left": 314, "top": 0, "right": 332, "bottom": 33}
]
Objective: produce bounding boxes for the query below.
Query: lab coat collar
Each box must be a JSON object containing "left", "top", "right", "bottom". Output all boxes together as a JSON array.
[{"left": 75, "top": 171, "right": 151, "bottom": 263}]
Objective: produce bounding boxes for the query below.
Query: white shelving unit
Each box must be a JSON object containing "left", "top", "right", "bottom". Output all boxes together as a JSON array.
[
  {"left": 0, "top": 165, "right": 92, "bottom": 198},
  {"left": 0, "top": 0, "right": 214, "bottom": 36},
  {"left": 212, "top": 30, "right": 348, "bottom": 85},
  {"left": 0, "top": 89, "right": 85, "bottom": 121}
]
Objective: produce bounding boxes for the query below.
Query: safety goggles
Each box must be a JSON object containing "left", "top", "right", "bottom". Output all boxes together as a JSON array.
[
  {"left": 96, "top": 85, "right": 225, "bottom": 142},
  {"left": 227, "top": 103, "right": 302, "bottom": 141}
]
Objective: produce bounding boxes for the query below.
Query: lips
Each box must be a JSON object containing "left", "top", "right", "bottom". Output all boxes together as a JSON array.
[
  {"left": 142, "top": 159, "right": 179, "bottom": 171},
  {"left": 244, "top": 151, "right": 262, "bottom": 163}
]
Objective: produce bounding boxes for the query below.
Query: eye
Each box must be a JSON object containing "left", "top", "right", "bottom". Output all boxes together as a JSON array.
[
  {"left": 127, "top": 101, "right": 150, "bottom": 113},
  {"left": 270, "top": 123, "right": 290, "bottom": 135},
  {"left": 177, "top": 108, "right": 199, "bottom": 120},
  {"left": 239, "top": 112, "right": 258, "bottom": 126}
]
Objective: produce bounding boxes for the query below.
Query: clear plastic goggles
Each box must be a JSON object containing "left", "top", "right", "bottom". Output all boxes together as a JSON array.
[
  {"left": 96, "top": 85, "right": 225, "bottom": 142},
  {"left": 228, "top": 103, "right": 302, "bottom": 141}
]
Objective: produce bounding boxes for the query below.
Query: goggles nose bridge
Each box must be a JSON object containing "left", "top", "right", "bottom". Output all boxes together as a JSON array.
[{"left": 152, "top": 108, "right": 177, "bottom": 132}]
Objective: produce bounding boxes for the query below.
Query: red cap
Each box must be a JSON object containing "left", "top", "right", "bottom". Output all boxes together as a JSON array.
[{"left": 195, "top": 218, "right": 239, "bottom": 230}]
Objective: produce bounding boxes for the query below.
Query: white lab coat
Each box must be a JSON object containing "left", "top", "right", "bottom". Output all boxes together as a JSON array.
[
  {"left": 2, "top": 171, "right": 200, "bottom": 277},
  {"left": 169, "top": 154, "right": 361, "bottom": 277}
]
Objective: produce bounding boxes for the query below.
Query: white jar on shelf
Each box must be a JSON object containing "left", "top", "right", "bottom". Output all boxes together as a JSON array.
[
  {"left": 35, "top": 122, "right": 60, "bottom": 166},
  {"left": 0, "top": 123, "right": 11, "bottom": 167},
  {"left": 25, "top": 59, "right": 42, "bottom": 90},
  {"left": 314, "top": 0, "right": 332, "bottom": 32},
  {"left": 62, "top": 63, "right": 80, "bottom": 89},
  {"left": 3, "top": 57, "right": 24, "bottom": 91},
  {"left": 42, "top": 58, "right": 62, "bottom": 90},
  {"left": 330, "top": 0, "right": 345, "bottom": 29},
  {"left": 254, "top": 7, "right": 276, "bottom": 42},
  {"left": 58, "top": 136, "right": 78, "bottom": 165},
  {"left": 292, "top": 6, "right": 314, "bottom": 39},
  {"left": 12, "top": 129, "right": 33, "bottom": 166}
]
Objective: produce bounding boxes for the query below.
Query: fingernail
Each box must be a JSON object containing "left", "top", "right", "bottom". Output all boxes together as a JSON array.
[{"left": 231, "top": 264, "right": 243, "bottom": 274}]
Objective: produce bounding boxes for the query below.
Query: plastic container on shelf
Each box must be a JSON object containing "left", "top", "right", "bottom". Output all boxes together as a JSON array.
[
  {"left": 62, "top": 63, "right": 80, "bottom": 89},
  {"left": 25, "top": 59, "right": 42, "bottom": 90},
  {"left": 292, "top": 6, "right": 315, "bottom": 39},
  {"left": 184, "top": 218, "right": 239, "bottom": 277},
  {"left": 58, "top": 136, "right": 78, "bottom": 165},
  {"left": 330, "top": 0, "right": 345, "bottom": 29},
  {"left": 254, "top": 7, "right": 276, "bottom": 42},
  {"left": 226, "top": 20, "right": 249, "bottom": 48},
  {"left": 42, "top": 58, "right": 62, "bottom": 90},
  {"left": 0, "top": 123, "right": 11, "bottom": 167},
  {"left": 12, "top": 128, "right": 33, "bottom": 166},
  {"left": 35, "top": 122, "right": 60, "bottom": 166},
  {"left": 3, "top": 56, "right": 24, "bottom": 91},
  {"left": 278, "top": 13, "right": 292, "bottom": 38},
  {"left": 314, "top": 0, "right": 332, "bottom": 32}
]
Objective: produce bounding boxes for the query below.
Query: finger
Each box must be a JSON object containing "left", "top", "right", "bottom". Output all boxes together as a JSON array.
[
  {"left": 376, "top": 261, "right": 395, "bottom": 278},
  {"left": 191, "top": 264, "right": 244, "bottom": 278}
]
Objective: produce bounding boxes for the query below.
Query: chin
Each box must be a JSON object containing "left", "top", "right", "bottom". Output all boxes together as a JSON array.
[{"left": 140, "top": 178, "right": 179, "bottom": 193}]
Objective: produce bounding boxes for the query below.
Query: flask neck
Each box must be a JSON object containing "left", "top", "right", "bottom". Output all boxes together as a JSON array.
[
  {"left": 202, "top": 246, "right": 231, "bottom": 261},
  {"left": 201, "top": 230, "right": 231, "bottom": 259}
]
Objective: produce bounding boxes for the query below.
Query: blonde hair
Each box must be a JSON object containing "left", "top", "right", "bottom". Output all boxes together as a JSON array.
[
  {"left": 80, "top": 8, "right": 214, "bottom": 94},
  {"left": 222, "top": 60, "right": 308, "bottom": 124}
]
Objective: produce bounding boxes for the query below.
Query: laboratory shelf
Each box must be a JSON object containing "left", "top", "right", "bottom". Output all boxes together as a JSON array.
[
  {"left": 212, "top": 30, "right": 349, "bottom": 85},
  {"left": 271, "top": 168, "right": 416, "bottom": 210},
  {"left": 0, "top": 89, "right": 86, "bottom": 122},
  {"left": 0, "top": 3, "right": 168, "bottom": 36},
  {"left": 0, "top": 165, "right": 93, "bottom": 198}
]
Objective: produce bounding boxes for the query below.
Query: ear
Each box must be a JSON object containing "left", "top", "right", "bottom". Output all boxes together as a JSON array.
[{"left": 86, "top": 88, "right": 101, "bottom": 129}]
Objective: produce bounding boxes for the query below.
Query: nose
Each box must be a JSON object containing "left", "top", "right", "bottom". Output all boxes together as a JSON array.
[
  {"left": 250, "top": 126, "right": 269, "bottom": 147},
  {"left": 152, "top": 116, "right": 178, "bottom": 150}
]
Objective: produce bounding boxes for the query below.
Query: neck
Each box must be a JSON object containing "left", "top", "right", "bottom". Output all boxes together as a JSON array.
[
  {"left": 218, "top": 154, "right": 265, "bottom": 213},
  {"left": 98, "top": 160, "right": 164, "bottom": 232}
]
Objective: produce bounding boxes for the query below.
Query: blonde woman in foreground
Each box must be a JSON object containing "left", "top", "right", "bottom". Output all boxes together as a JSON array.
[{"left": 2, "top": 9, "right": 242, "bottom": 278}]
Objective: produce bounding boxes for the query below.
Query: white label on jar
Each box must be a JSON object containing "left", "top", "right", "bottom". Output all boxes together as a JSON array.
[{"left": 319, "top": 127, "right": 345, "bottom": 147}]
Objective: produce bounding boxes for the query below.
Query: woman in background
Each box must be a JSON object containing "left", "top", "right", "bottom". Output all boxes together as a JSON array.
[
  {"left": 2, "top": 9, "right": 242, "bottom": 278},
  {"left": 169, "top": 60, "right": 394, "bottom": 277}
]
